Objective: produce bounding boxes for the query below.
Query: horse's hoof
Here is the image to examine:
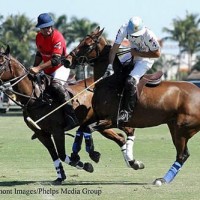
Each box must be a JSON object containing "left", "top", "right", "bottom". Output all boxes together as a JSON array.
[
  {"left": 153, "top": 178, "right": 166, "bottom": 186},
  {"left": 70, "top": 153, "right": 80, "bottom": 166},
  {"left": 128, "top": 160, "right": 145, "bottom": 170},
  {"left": 89, "top": 151, "right": 101, "bottom": 163},
  {"left": 74, "top": 161, "right": 84, "bottom": 169},
  {"left": 31, "top": 133, "right": 37, "bottom": 140},
  {"left": 53, "top": 178, "right": 65, "bottom": 185},
  {"left": 83, "top": 162, "right": 94, "bottom": 173}
]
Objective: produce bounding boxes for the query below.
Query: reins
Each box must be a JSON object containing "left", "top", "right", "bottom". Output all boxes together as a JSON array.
[
  {"left": 117, "top": 48, "right": 131, "bottom": 56},
  {"left": 0, "top": 73, "right": 36, "bottom": 109},
  {"left": 0, "top": 53, "right": 39, "bottom": 108}
]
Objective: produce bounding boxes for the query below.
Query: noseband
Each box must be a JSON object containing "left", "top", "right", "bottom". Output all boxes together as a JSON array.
[{"left": 70, "top": 34, "right": 101, "bottom": 65}]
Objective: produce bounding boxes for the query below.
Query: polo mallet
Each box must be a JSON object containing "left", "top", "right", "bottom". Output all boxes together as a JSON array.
[{"left": 26, "top": 76, "right": 104, "bottom": 130}]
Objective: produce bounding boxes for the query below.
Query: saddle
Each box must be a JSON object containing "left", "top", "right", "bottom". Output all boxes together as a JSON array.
[
  {"left": 27, "top": 73, "right": 51, "bottom": 98},
  {"left": 137, "top": 71, "right": 163, "bottom": 98}
]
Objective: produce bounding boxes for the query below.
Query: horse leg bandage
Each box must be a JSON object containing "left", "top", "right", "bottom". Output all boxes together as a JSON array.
[
  {"left": 126, "top": 136, "right": 135, "bottom": 161},
  {"left": 83, "top": 132, "right": 94, "bottom": 153},
  {"left": 163, "top": 161, "right": 182, "bottom": 183},
  {"left": 54, "top": 159, "right": 62, "bottom": 179},
  {"left": 72, "top": 131, "right": 83, "bottom": 153}
]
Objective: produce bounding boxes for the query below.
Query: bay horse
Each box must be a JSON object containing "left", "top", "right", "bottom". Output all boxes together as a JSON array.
[
  {"left": 0, "top": 45, "right": 143, "bottom": 184},
  {"left": 67, "top": 26, "right": 200, "bottom": 185}
]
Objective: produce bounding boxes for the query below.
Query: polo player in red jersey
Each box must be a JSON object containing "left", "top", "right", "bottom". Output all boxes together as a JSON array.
[{"left": 30, "top": 13, "right": 79, "bottom": 131}]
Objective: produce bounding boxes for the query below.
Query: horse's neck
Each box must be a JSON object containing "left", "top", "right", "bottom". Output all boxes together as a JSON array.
[
  {"left": 93, "top": 45, "right": 110, "bottom": 81},
  {"left": 11, "top": 58, "right": 36, "bottom": 102},
  {"left": 93, "top": 44, "right": 122, "bottom": 81}
]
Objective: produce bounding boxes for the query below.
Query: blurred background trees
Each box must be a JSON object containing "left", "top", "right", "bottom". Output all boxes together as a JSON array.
[
  {"left": 161, "top": 12, "right": 200, "bottom": 80},
  {"left": 0, "top": 13, "right": 101, "bottom": 67}
]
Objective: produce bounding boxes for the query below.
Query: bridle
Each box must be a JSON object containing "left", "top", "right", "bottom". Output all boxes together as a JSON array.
[
  {"left": 69, "top": 33, "right": 131, "bottom": 66},
  {"left": 70, "top": 34, "right": 101, "bottom": 66},
  {"left": 0, "top": 52, "right": 12, "bottom": 77},
  {"left": 0, "top": 51, "right": 29, "bottom": 84},
  {"left": 0, "top": 51, "right": 37, "bottom": 108}
]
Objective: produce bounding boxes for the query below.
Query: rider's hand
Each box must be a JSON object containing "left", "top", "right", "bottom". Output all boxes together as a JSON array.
[
  {"left": 62, "top": 55, "right": 72, "bottom": 68},
  {"left": 30, "top": 66, "right": 40, "bottom": 75},
  {"left": 103, "top": 64, "right": 114, "bottom": 78},
  {"left": 62, "top": 58, "right": 72, "bottom": 68}
]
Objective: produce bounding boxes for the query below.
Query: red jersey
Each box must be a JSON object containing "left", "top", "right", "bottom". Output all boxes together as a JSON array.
[{"left": 36, "top": 29, "right": 67, "bottom": 74}]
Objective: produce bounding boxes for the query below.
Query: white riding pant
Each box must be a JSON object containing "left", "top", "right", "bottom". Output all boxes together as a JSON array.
[
  {"left": 119, "top": 52, "right": 154, "bottom": 84},
  {"left": 50, "top": 65, "right": 70, "bottom": 86}
]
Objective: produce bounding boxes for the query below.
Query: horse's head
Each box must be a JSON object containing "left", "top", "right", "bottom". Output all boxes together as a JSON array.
[
  {"left": 68, "top": 26, "right": 108, "bottom": 68},
  {"left": 0, "top": 45, "right": 13, "bottom": 80},
  {"left": 0, "top": 45, "right": 36, "bottom": 103},
  {"left": 0, "top": 45, "right": 27, "bottom": 82}
]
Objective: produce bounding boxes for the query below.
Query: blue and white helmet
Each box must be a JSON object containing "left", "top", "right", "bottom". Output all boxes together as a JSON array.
[{"left": 127, "top": 16, "right": 145, "bottom": 36}]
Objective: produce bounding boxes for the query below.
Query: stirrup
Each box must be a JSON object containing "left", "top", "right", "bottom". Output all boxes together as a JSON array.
[{"left": 118, "top": 110, "right": 130, "bottom": 123}]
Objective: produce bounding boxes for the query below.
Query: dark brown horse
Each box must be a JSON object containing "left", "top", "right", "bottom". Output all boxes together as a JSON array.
[
  {"left": 0, "top": 45, "right": 143, "bottom": 184},
  {"left": 0, "top": 46, "right": 97, "bottom": 184},
  {"left": 68, "top": 26, "right": 200, "bottom": 185}
]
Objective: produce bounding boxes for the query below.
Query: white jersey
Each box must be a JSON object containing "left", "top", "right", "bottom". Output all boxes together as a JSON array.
[{"left": 114, "top": 22, "right": 160, "bottom": 62}]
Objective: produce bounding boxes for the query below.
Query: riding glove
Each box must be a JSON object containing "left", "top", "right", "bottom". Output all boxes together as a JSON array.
[{"left": 103, "top": 64, "right": 114, "bottom": 78}]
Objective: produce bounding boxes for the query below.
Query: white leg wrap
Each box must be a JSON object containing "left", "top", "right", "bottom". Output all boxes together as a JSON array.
[
  {"left": 126, "top": 136, "right": 135, "bottom": 161},
  {"left": 64, "top": 155, "right": 71, "bottom": 165},
  {"left": 121, "top": 143, "right": 131, "bottom": 167},
  {"left": 121, "top": 144, "right": 127, "bottom": 160},
  {"left": 54, "top": 159, "right": 62, "bottom": 178},
  {"left": 54, "top": 159, "right": 61, "bottom": 168}
]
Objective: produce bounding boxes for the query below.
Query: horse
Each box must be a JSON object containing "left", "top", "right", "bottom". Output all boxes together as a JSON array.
[
  {"left": 67, "top": 26, "right": 200, "bottom": 185},
  {"left": 0, "top": 45, "right": 143, "bottom": 184}
]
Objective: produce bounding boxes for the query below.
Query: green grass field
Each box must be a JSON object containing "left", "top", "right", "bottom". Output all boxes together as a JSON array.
[{"left": 0, "top": 112, "right": 200, "bottom": 200}]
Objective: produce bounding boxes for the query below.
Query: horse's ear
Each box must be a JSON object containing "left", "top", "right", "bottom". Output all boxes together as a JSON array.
[
  {"left": 96, "top": 28, "right": 104, "bottom": 37},
  {"left": 5, "top": 45, "right": 10, "bottom": 55},
  {"left": 91, "top": 26, "right": 100, "bottom": 35},
  {"left": 95, "top": 26, "right": 100, "bottom": 32}
]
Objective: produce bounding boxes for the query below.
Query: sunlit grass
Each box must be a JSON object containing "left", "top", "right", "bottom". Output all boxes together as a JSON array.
[{"left": 0, "top": 112, "right": 200, "bottom": 200}]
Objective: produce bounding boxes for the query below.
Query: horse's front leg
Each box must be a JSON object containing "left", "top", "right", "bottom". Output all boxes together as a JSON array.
[
  {"left": 122, "top": 127, "right": 145, "bottom": 170},
  {"left": 52, "top": 128, "right": 94, "bottom": 174},
  {"left": 35, "top": 131, "right": 66, "bottom": 185}
]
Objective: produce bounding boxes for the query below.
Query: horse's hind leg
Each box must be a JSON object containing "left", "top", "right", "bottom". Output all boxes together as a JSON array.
[
  {"left": 154, "top": 122, "right": 194, "bottom": 185},
  {"left": 72, "top": 126, "right": 126, "bottom": 163},
  {"left": 36, "top": 132, "right": 66, "bottom": 185},
  {"left": 122, "top": 127, "right": 145, "bottom": 170},
  {"left": 70, "top": 130, "right": 87, "bottom": 163},
  {"left": 71, "top": 130, "right": 83, "bottom": 161}
]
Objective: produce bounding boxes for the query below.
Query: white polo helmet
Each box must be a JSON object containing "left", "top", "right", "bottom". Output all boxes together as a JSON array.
[{"left": 127, "top": 16, "right": 145, "bottom": 36}]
